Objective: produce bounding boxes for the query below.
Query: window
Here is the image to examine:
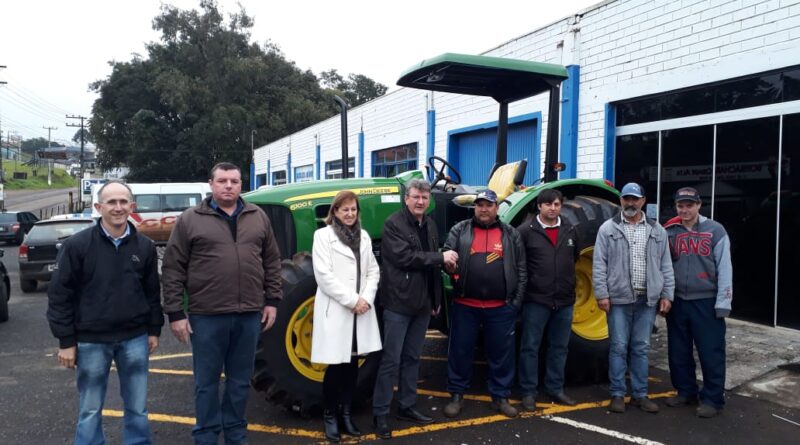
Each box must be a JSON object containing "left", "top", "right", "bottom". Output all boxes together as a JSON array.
[
  {"left": 372, "top": 143, "right": 418, "bottom": 178},
  {"left": 134, "top": 194, "right": 161, "bottom": 212},
  {"left": 256, "top": 174, "right": 267, "bottom": 187},
  {"left": 272, "top": 170, "right": 287, "bottom": 185},
  {"left": 325, "top": 158, "right": 355, "bottom": 179},
  {"left": 162, "top": 194, "right": 201, "bottom": 212},
  {"left": 294, "top": 164, "right": 314, "bottom": 183}
]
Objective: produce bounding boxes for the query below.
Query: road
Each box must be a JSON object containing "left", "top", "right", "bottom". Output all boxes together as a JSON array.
[{"left": 3, "top": 187, "right": 80, "bottom": 213}]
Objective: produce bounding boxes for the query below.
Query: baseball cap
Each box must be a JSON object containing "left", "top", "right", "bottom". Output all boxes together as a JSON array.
[
  {"left": 620, "top": 182, "right": 644, "bottom": 198},
  {"left": 674, "top": 187, "right": 701, "bottom": 203},
  {"left": 475, "top": 190, "right": 498, "bottom": 204}
]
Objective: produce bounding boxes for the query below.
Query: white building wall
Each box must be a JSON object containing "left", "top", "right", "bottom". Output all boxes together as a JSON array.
[{"left": 256, "top": 0, "right": 800, "bottom": 182}]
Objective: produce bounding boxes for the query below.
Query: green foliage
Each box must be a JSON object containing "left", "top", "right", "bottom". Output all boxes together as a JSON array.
[
  {"left": 319, "top": 69, "right": 388, "bottom": 107},
  {"left": 71, "top": 128, "right": 93, "bottom": 145},
  {"left": 2, "top": 164, "right": 77, "bottom": 190},
  {"left": 89, "top": 0, "right": 386, "bottom": 183},
  {"left": 20, "top": 137, "right": 65, "bottom": 155}
]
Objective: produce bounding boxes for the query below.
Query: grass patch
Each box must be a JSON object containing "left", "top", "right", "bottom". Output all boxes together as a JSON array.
[{"left": 2, "top": 164, "right": 78, "bottom": 190}]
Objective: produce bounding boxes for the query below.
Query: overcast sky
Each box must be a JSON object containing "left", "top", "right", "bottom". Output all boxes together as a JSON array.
[{"left": 0, "top": 0, "right": 600, "bottom": 145}]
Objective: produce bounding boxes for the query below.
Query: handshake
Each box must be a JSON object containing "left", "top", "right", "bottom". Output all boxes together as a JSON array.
[{"left": 442, "top": 250, "right": 459, "bottom": 274}]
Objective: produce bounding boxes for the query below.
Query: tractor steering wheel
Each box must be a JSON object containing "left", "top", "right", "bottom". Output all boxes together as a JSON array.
[{"left": 428, "top": 156, "right": 462, "bottom": 190}]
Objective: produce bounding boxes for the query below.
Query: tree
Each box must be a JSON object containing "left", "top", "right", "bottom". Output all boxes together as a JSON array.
[
  {"left": 20, "top": 137, "right": 65, "bottom": 155},
  {"left": 319, "top": 70, "right": 388, "bottom": 107},
  {"left": 72, "top": 128, "right": 93, "bottom": 145},
  {"left": 90, "top": 0, "right": 381, "bottom": 183}
]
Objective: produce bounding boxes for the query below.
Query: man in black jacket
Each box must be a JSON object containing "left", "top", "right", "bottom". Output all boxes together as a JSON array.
[
  {"left": 372, "top": 179, "right": 458, "bottom": 439},
  {"left": 441, "top": 189, "right": 527, "bottom": 419},
  {"left": 47, "top": 181, "right": 163, "bottom": 445},
  {"left": 517, "top": 189, "right": 579, "bottom": 411}
]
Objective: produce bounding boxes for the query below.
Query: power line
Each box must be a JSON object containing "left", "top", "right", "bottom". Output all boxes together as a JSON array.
[
  {"left": 66, "top": 115, "right": 88, "bottom": 178},
  {"left": 3, "top": 71, "right": 73, "bottom": 116}
]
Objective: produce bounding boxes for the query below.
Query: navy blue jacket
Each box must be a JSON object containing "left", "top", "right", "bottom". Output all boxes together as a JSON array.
[{"left": 47, "top": 221, "right": 163, "bottom": 348}]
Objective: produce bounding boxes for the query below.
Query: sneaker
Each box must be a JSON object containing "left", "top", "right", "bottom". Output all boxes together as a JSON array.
[
  {"left": 549, "top": 392, "right": 577, "bottom": 406},
  {"left": 630, "top": 397, "right": 659, "bottom": 413},
  {"left": 443, "top": 394, "right": 464, "bottom": 418},
  {"left": 491, "top": 398, "right": 518, "bottom": 418},
  {"left": 521, "top": 395, "right": 537, "bottom": 412},
  {"left": 665, "top": 395, "right": 699, "bottom": 407},
  {"left": 696, "top": 404, "right": 721, "bottom": 418},
  {"left": 608, "top": 396, "right": 625, "bottom": 413}
]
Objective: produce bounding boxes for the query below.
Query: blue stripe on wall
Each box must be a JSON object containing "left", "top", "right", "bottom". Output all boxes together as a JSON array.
[
  {"left": 560, "top": 65, "right": 580, "bottom": 179},
  {"left": 315, "top": 144, "right": 321, "bottom": 180},
  {"left": 358, "top": 132, "right": 365, "bottom": 178},
  {"left": 249, "top": 163, "right": 255, "bottom": 190},
  {"left": 287, "top": 152, "right": 292, "bottom": 183},
  {"left": 267, "top": 159, "right": 271, "bottom": 185},
  {"left": 427, "top": 109, "right": 436, "bottom": 180},
  {"left": 604, "top": 103, "right": 616, "bottom": 182}
]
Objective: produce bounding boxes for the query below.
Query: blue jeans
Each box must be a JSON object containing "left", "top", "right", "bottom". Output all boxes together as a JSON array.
[
  {"left": 190, "top": 313, "right": 261, "bottom": 445},
  {"left": 666, "top": 297, "right": 726, "bottom": 408},
  {"left": 607, "top": 296, "right": 657, "bottom": 399},
  {"left": 447, "top": 302, "right": 517, "bottom": 399},
  {"left": 372, "top": 309, "right": 430, "bottom": 416},
  {"left": 518, "top": 302, "right": 574, "bottom": 397},
  {"left": 75, "top": 334, "right": 151, "bottom": 445}
]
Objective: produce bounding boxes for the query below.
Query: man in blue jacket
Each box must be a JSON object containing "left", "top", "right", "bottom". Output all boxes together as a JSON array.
[
  {"left": 664, "top": 187, "right": 733, "bottom": 418},
  {"left": 593, "top": 182, "right": 674, "bottom": 414},
  {"left": 48, "top": 181, "right": 163, "bottom": 445}
]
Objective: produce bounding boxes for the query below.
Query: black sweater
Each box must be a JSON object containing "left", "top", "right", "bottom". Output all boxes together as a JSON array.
[
  {"left": 47, "top": 221, "right": 163, "bottom": 348},
  {"left": 518, "top": 216, "right": 580, "bottom": 308}
]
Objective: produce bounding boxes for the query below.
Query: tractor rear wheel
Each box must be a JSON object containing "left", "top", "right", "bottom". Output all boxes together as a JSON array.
[{"left": 251, "top": 252, "right": 382, "bottom": 416}]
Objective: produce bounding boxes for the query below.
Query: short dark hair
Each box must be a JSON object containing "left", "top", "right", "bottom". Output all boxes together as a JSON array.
[
  {"left": 325, "top": 190, "right": 360, "bottom": 225},
  {"left": 97, "top": 180, "right": 133, "bottom": 202},
  {"left": 209, "top": 162, "right": 241, "bottom": 180},
  {"left": 537, "top": 189, "right": 563, "bottom": 206}
]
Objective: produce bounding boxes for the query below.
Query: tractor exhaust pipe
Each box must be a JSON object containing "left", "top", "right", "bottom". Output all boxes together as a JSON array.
[{"left": 333, "top": 95, "right": 349, "bottom": 178}]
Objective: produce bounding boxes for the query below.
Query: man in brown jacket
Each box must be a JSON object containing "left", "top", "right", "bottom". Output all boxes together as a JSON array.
[{"left": 162, "top": 162, "right": 283, "bottom": 445}]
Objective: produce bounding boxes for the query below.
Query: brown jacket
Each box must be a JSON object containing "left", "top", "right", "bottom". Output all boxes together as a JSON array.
[{"left": 162, "top": 197, "right": 283, "bottom": 321}]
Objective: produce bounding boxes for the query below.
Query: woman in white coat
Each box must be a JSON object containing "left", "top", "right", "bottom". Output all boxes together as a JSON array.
[{"left": 311, "top": 190, "right": 381, "bottom": 443}]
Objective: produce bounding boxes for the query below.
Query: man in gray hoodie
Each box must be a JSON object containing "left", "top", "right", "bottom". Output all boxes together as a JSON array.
[{"left": 664, "top": 187, "right": 732, "bottom": 418}]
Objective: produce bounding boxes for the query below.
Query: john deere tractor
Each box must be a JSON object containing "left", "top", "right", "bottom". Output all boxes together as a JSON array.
[{"left": 245, "top": 53, "right": 620, "bottom": 416}]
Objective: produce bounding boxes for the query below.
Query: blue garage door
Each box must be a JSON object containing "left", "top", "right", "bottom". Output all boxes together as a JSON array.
[{"left": 448, "top": 118, "right": 540, "bottom": 187}]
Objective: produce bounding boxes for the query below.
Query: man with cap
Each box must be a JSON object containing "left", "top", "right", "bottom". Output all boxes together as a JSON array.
[
  {"left": 664, "top": 187, "right": 732, "bottom": 418},
  {"left": 593, "top": 182, "right": 674, "bottom": 414},
  {"left": 441, "top": 189, "right": 527, "bottom": 418}
]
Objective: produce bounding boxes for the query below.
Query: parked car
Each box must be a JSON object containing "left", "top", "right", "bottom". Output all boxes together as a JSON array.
[
  {"left": 0, "top": 249, "right": 11, "bottom": 322},
  {"left": 0, "top": 211, "right": 39, "bottom": 245},
  {"left": 18, "top": 216, "right": 95, "bottom": 293}
]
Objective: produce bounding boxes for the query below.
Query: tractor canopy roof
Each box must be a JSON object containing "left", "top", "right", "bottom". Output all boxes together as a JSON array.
[{"left": 397, "top": 53, "right": 568, "bottom": 102}]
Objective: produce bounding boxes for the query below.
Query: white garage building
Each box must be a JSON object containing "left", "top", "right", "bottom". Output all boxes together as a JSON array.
[{"left": 253, "top": 0, "right": 800, "bottom": 329}]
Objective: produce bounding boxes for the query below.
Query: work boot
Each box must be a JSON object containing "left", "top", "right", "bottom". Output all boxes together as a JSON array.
[
  {"left": 491, "top": 398, "right": 518, "bottom": 418},
  {"left": 397, "top": 407, "right": 434, "bottom": 424},
  {"left": 630, "top": 397, "right": 659, "bottom": 413},
  {"left": 549, "top": 392, "right": 577, "bottom": 406},
  {"left": 373, "top": 415, "right": 392, "bottom": 440},
  {"left": 696, "top": 404, "right": 721, "bottom": 418},
  {"left": 608, "top": 396, "right": 626, "bottom": 413},
  {"left": 444, "top": 394, "right": 464, "bottom": 418},
  {"left": 665, "top": 394, "right": 699, "bottom": 407},
  {"left": 323, "top": 409, "right": 340, "bottom": 443},
  {"left": 521, "top": 395, "right": 537, "bottom": 412},
  {"left": 338, "top": 405, "right": 361, "bottom": 437}
]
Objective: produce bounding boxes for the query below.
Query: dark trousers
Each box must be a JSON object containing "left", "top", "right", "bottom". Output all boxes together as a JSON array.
[
  {"left": 323, "top": 357, "right": 359, "bottom": 411},
  {"left": 666, "top": 297, "right": 726, "bottom": 408},
  {"left": 518, "top": 302, "right": 574, "bottom": 397},
  {"left": 372, "top": 309, "right": 430, "bottom": 415},
  {"left": 447, "top": 302, "right": 517, "bottom": 399},
  {"left": 189, "top": 312, "right": 261, "bottom": 445}
]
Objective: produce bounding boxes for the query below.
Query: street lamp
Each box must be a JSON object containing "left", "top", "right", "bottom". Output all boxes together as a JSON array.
[{"left": 250, "top": 129, "right": 257, "bottom": 163}]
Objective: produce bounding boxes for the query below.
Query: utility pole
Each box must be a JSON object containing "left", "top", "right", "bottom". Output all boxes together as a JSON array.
[
  {"left": 0, "top": 65, "right": 8, "bottom": 186},
  {"left": 66, "top": 115, "right": 87, "bottom": 178},
  {"left": 43, "top": 125, "right": 58, "bottom": 186}
]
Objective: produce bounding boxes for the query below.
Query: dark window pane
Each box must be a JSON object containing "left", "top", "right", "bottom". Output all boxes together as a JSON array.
[
  {"left": 716, "top": 74, "right": 782, "bottom": 112},
  {"left": 614, "top": 132, "right": 659, "bottom": 212},
  {"left": 716, "top": 117, "right": 779, "bottom": 325},
  {"left": 659, "top": 126, "right": 714, "bottom": 223},
  {"left": 777, "top": 113, "right": 800, "bottom": 328},
  {"left": 616, "top": 98, "right": 661, "bottom": 126},
  {"left": 661, "top": 87, "right": 714, "bottom": 120},
  {"left": 783, "top": 68, "right": 800, "bottom": 101}
]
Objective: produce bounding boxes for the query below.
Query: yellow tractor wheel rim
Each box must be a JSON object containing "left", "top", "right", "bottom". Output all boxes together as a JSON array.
[
  {"left": 284, "top": 295, "right": 366, "bottom": 382},
  {"left": 572, "top": 247, "right": 608, "bottom": 341}
]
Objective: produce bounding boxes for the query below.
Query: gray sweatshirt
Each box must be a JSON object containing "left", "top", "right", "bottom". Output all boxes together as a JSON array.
[{"left": 664, "top": 215, "right": 733, "bottom": 318}]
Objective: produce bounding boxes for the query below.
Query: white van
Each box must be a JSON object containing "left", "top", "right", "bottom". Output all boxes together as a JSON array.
[{"left": 92, "top": 182, "right": 211, "bottom": 243}]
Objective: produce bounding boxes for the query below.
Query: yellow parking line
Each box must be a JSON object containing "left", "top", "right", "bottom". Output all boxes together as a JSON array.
[
  {"left": 149, "top": 368, "right": 194, "bottom": 376},
  {"left": 149, "top": 353, "right": 192, "bottom": 362}
]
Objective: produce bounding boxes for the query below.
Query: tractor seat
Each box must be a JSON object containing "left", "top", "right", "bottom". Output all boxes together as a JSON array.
[{"left": 452, "top": 160, "right": 527, "bottom": 207}]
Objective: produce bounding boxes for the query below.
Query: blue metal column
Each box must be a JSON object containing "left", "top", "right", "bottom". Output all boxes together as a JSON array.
[
  {"left": 267, "top": 159, "right": 271, "bottom": 185},
  {"left": 315, "top": 144, "right": 321, "bottom": 180},
  {"left": 358, "top": 132, "right": 365, "bottom": 178},
  {"left": 249, "top": 163, "right": 255, "bottom": 190},
  {"left": 559, "top": 65, "right": 580, "bottom": 179},
  {"left": 287, "top": 152, "right": 292, "bottom": 183},
  {"left": 604, "top": 103, "right": 616, "bottom": 182},
  {"left": 427, "top": 109, "right": 436, "bottom": 179}
]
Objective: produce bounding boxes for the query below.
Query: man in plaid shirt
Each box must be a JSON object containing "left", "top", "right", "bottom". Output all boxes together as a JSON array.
[{"left": 593, "top": 182, "right": 674, "bottom": 414}]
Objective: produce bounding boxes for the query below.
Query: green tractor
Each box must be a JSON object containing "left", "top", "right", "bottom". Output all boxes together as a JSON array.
[{"left": 245, "top": 53, "right": 620, "bottom": 415}]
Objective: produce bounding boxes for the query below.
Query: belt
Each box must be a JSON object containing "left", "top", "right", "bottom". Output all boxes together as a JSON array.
[{"left": 634, "top": 288, "right": 647, "bottom": 296}]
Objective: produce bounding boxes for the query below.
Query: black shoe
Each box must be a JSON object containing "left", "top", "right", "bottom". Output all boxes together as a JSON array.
[
  {"left": 521, "top": 395, "right": 537, "bottom": 412},
  {"left": 491, "top": 398, "right": 518, "bottom": 418},
  {"left": 549, "top": 392, "right": 577, "bottom": 406},
  {"left": 373, "top": 415, "right": 392, "bottom": 439},
  {"left": 397, "top": 407, "right": 434, "bottom": 424},
  {"left": 323, "top": 409, "right": 340, "bottom": 443},
  {"left": 338, "top": 405, "right": 361, "bottom": 437},
  {"left": 665, "top": 394, "right": 699, "bottom": 407},
  {"left": 443, "top": 394, "right": 464, "bottom": 418}
]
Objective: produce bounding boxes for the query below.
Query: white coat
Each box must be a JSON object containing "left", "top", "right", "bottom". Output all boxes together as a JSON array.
[{"left": 310, "top": 225, "right": 382, "bottom": 364}]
